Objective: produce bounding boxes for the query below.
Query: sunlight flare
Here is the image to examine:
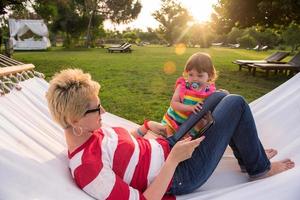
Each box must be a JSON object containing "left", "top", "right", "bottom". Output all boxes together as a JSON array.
[
  {"left": 163, "top": 61, "right": 177, "bottom": 75},
  {"left": 180, "top": 0, "right": 218, "bottom": 22},
  {"left": 175, "top": 43, "right": 186, "bottom": 55}
]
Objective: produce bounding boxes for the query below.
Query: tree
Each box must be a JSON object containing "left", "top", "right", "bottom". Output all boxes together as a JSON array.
[
  {"left": 212, "top": 0, "right": 300, "bottom": 32},
  {"left": 123, "top": 31, "right": 138, "bottom": 44},
  {"left": 187, "top": 23, "right": 215, "bottom": 48},
  {"left": 0, "top": 0, "right": 24, "bottom": 15},
  {"left": 236, "top": 34, "right": 256, "bottom": 48},
  {"left": 153, "top": 0, "right": 192, "bottom": 45},
  {"left": 247, "top": 27, "right": 280, "bottom": 47},
  {"left": 103, "top": 0, "right": 142, "bottom": 24},
  {"left": 226, "top": 27, "right": 244, "bottom": 44},
  {"left": 223, "top": 26, "right": 280, "bottom": 47},
  {"left": 0, "top": 0, "right": 29, "bottom": 53},
  {"left": 32, "top": 1, "right": 58, "bottom": 23},
  {"left": 282, "top": 22, "right": 300, "bottom": 53},
  {"left": 137, "top": 28, "right": 161, "bottom": 44},
  {"left": 32, "top": 0, "right": 142, "bottom": 47}
]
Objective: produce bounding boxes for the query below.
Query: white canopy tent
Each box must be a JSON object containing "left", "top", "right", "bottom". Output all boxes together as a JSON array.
[{"left": 8, "top": 19, "right": 51, "bottom": 50}]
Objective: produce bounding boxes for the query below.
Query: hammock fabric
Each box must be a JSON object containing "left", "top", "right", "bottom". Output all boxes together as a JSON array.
[{"left": 0, "top": 74, "right": 300, "bottom": 199}]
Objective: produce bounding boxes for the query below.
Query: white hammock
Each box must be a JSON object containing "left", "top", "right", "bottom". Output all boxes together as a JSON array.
[{"left": 0, "top": 73, "right": 300, "bottom": 199}]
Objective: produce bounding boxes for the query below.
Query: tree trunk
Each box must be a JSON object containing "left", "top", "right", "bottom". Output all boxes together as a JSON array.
[
  {"left": 292, "top": 45, "right": 296, "bottom": 54},
  {"left": 0, "top": 29, "right": 2, "bottom": 53},
  {"left": 86, "top": 11, "right": 93, "bottom": 48}
]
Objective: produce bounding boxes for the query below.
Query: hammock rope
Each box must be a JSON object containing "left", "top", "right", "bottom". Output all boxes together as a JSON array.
[{"left": 0, "top": 54, "right": 44, "bottom": 95}]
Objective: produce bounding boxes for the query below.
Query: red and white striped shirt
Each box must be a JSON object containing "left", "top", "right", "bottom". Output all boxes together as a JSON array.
[{"left": 68, "top": 127, "right": 175, "bottom": 200}]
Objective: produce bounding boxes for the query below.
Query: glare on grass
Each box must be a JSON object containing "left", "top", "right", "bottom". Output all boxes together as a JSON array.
[
  {"left": 163, "top": 61, "right": 176, "bottom": 75},
  {"left": 149, "top": 76, "right": 167, "bottom": 94}
]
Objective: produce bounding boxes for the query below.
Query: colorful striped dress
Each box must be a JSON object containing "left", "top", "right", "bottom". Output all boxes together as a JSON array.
[{"left": 161, "top": 77, "right": 216, "bottom": 132}]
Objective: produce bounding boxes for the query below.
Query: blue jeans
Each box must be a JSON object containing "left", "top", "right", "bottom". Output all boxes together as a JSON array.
[{"left": 168, "top": 94, "right": 271, "bottom": 195}]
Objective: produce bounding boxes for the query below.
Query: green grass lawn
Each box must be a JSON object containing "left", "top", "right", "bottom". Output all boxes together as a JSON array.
[{"left": 12, "top": 46, "right": 291, "bottom": 124}]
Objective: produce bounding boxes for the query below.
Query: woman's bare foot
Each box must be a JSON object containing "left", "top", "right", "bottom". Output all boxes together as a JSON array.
[
  {"left": 241, "top": 149, "right": 278, "bottom": 173},
  {"left": 251, "top": 159, "right": 295, "bottom": 180},
  {"left": 265, "top": 148, "right": 278, "bottom": 159}
]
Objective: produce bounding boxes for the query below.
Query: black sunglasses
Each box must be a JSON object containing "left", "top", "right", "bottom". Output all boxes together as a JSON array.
[{"left": 84, "top": 104, "right": 101, "bottom": 115}]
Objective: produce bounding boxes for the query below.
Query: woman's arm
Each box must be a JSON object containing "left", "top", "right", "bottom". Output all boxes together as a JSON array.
[
  {"left": 73, "top": 137, "right": 204, "bottom": 200},
  {"left": 72, "top": 159, "right": 147, "bottom": 199},
  {"left": 143, "top": 137, "right": 204, "bottom": 200},
  {"left": 143, "top": 156, "right": 177, "bottom": 199}
]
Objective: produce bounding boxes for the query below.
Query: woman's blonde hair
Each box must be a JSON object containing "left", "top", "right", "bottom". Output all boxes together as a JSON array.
[
  {"left": 46, "top": 69, "right": 100, "bottom": 129},
  {"left": 184, "top": 52, "right": 218, "bottom": 82}
]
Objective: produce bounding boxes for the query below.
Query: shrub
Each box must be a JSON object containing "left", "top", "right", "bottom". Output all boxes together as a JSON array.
[
  {"left": 282, "top": 22, "right": 300, "bottom": 53},
  {"left": 226, "top": 27, "right": 244, "bottom": 44},
  {"left": 248, "top": 27, "right": 279, "bottom": 47},
  {"left": 237, "top": 35, "right": 256, "bottom": 48}
]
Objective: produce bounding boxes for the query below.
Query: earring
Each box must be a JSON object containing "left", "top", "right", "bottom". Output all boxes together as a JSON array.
[{"left": 72, "top": 126, "right": 83, "bottom": 136}]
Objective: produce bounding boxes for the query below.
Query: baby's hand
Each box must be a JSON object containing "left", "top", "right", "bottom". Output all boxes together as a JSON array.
[
  {"left": 190, "top": 102, "right": 203, "bottom": 114},
  {"left": 217, "top": 89, "right": 230, "bottom": 94}
]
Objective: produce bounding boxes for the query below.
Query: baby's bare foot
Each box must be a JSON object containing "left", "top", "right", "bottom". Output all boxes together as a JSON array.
[
  {"left": 265, "top": 148, "right": 278, "bottom": 159},
  {"left": 252, "top": 159, "right": 295, "bottom": 180}
]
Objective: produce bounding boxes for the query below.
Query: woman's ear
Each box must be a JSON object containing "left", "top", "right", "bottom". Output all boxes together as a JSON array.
[{"left": 68, "top": 117, "right": 79, "bottom": 128}]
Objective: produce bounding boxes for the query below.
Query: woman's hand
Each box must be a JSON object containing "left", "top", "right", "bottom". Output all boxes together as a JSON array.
[
  {"left": 167, "top": 136, "right": 205, "bottom": 165},
  {"left": 144, "top": 136, "right": 204, "bottom": 200}
]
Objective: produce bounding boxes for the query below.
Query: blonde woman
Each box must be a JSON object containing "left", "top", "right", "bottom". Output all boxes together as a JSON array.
[{"left": 46, "top": 69, "right": 294, "bottom": 200}]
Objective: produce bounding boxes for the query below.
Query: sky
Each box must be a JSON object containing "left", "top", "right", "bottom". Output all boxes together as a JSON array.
[{"left": 104, "top": 0, "right": 219, "bottom": 31}]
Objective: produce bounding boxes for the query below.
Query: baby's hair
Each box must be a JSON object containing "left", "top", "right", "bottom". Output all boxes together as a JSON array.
[{"left": 184, "top": 52, "right": 218, "bottom": 82}]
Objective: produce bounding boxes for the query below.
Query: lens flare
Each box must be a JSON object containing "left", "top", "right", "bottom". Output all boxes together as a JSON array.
[
  {"left": 175, "top": 43, "right": 186, "bottom": 55},
  {"left": 163, "top": 61, "right": 176, "bottom": 75}
]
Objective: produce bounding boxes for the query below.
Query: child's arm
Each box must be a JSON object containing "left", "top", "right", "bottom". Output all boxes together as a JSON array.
[
  {"left": 217, "top": 88, "right": 230, "bottom": 94},
  {"left": 170, "top": 85, "right": 202, "bottom": 113},
  {"left": 131, "top": 125, "right": 149, "bottom": 138}
]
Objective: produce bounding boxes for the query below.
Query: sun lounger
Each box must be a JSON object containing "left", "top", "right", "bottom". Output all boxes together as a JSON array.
[
  {"left": 107, "top": 42, "right": 127, "bottom": 48},
  {"left": 251, "top": 45, "right": 268, "bottom": 51},
  {"left": 260, "top": 45, "right": 268, "bottom": 51},
  {"left": 253, "top": 45, "right": 260, "bottom": 51},
  {"left": 211, "top": 42, "right": 223, "bottom": 47},
  {"left": 229, "top": 43, "right": 240, "bottom": 48},
  {"left": 233, "top": 51, "right": 289, "bottom": 72},
  {"left": 107, "top": 43, "right": 132, "bottom": 53},
  {"left": 250, "top": 52, "right": 300, "bottom": 76}
]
